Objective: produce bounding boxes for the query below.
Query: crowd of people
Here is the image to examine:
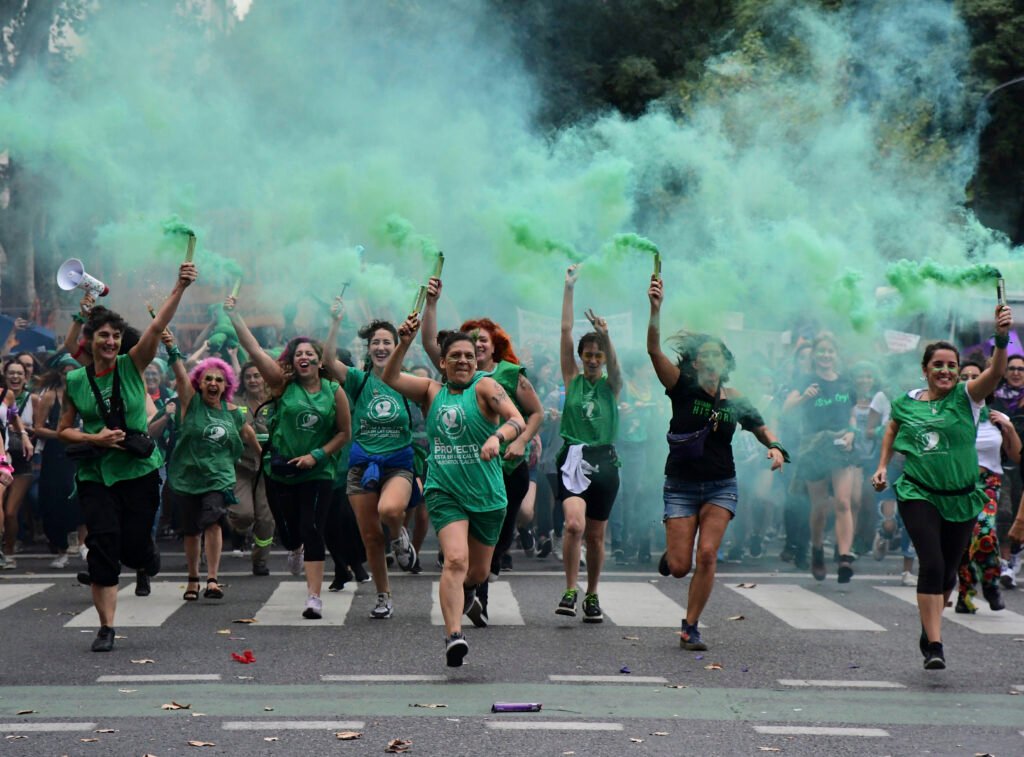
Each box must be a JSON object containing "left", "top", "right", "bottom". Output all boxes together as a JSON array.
[{"left": 1, "top": 262, "right": 1023, "bottom": 670}]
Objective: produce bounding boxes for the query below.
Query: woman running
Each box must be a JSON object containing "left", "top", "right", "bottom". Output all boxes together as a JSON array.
[
  {"left": 555, "top": 264, "right": 622, "bottom": 622},
  {"left": 227, "top": 296, "right": 351, "bottom": 619},
  {"left": 57, "top": 263, "right": 196, "bottom": 652},
  {"left": 1, "top": 359, "right": 35, "bottom": 569},
  {"left": 873, "top": 305, "right": 1012, "bottom": 670},
  {"left": 323, "top": 302, "right": 417, "bottom": 620},
  {"left": 383, "top": 315, "right": 524, "bottom": 666},
  {"left": 421, "top": 277, "right": 544, "bottom": 619},
  {"left": 648, "top": 277, "right": 786, "bottom": 649},
  {"left": 165, "top": 332, "right": 259, "bottom": 602}
]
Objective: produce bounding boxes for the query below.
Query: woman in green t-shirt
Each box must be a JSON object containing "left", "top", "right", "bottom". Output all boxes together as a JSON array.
[
  {"left": 383, "top": 316, "right": 525, "bottom": 668},
  {"left": 555, "top": 264, "right": 623, "bottom": 624},
  {"left": 873, "top": 304, "right": 1012, "bottom": 670},
  {"left": 58, "top": 262, "right": 197, "bottom": 653},
  {"left": 166, "top": 350, "right": 260, "bottom": 602},
  {"left": 227, "top": 296, "right": 351, "bottom": 621}
]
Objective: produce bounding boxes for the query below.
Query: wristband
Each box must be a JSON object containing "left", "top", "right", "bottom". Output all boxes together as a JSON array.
[
  {"left": 491, "top": 432, "right": 505, "bottom": 445},
  {"left": 72, "top": 312, "right": 87, "bottom": 324},
  {"left": 994, "top": 333, "right": 1010, "bottom": 349},
  {"left": 310, "top": 448, "right": 326, "bottom": 463},
  {"left": 166, "top": 346, "right": 183, "bottom": 365},
  {"left": 767, "top": 441, "right": 791, "bottom": 463}
]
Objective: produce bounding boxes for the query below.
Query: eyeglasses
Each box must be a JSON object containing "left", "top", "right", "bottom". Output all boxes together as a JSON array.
[{"left": 1007, "top": 367, "right": 1024, "bottom": 373}]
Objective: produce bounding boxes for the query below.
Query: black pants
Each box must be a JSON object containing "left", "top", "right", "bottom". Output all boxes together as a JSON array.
[
  {"left": 265, "top": 477, "right": 333, "bottom": 562},
  {"left": 78, "top": 471, "right": 160, "bottom": 587},
  {"left": 898, "top": 499, "right": 976, "bottom": 595},
  {"left": 325, "top": 486, "right": 366, "bottom": 571}
]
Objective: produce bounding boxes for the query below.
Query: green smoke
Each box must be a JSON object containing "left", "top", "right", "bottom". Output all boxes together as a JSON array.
[
  {"left": 507, "top": 215, "right": 583, "bottom": 263},
  {"left": 612, "top": 233, "right": 660, "bottom": 255},
  {"left": 378, "top": 214, "right": 440, "bottom": 261},
  {"left": 886, "top": 258, "right": 1001, "bottom": 311}
]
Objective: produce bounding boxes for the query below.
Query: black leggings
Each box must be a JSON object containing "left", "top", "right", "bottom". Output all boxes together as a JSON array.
[
  {"left": 491, "top": 461, "right": 531, "bottom": 574},
  {"left": 324, "top": 487, "right": 366, "bottom": 571},
  {"left": 265, "top": 477, "right": 333, "bottom": 561},
  {"left": 898, "top": 499, "right": 976, "bottom": 595}
]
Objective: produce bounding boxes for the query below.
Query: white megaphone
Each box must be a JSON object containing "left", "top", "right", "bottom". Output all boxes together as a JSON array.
[{"left": 57, "top": 258, "right": 109, "bottom": 297}]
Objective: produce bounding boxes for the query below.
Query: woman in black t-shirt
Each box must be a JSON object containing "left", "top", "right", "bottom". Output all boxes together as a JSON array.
[
  {"left": 647, "top": 277, "right": 787, "bottom": 651},
  {"left": 783, "top": 332, "right": 858, "bottom": 583}
]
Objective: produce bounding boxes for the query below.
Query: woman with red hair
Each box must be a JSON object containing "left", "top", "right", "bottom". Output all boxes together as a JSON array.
[
  {"left": 165, "top": 341, "right": 261, "bottom": 602},
  {"left": 422, "top": 278, "right": 544, "bottom": 622}
]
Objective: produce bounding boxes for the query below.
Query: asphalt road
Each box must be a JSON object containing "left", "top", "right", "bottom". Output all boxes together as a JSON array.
[{"left": 1, "top": 541, "right": 1022, "bottom": 756}]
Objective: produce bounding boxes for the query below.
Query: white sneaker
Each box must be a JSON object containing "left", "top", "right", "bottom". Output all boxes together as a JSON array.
[
  {"left": 552, "top": 534, "right": 563, "bottom": 561},
  {"left": 2, "top": 557, "right": 17, "bottom": 570},
  {"left": 901, "top": 570, "right": 916, "bottom": 587},
  {"left": 302, "top": 594, "right": 323, "bottom": 620},
  {"left": 391, "top": 527, "right": 417, "bottom": 572},
  {"left": 50, "top": 553, "right": 70, "bottom": 569},
  {"left": 872, "top": 532, "right": 888, "bottom": 561},
  {"left": 1000, "top": 560, "right": 1017, "bottom": 590},
  {"left": 287, "top": 547, "right": 304, "bottom": 576},
  {"left": 79, "top": 545, "right": 89, "bottom": 562}
]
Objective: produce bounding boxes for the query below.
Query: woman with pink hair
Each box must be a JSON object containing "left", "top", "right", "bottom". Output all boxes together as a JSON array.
[{"left": 165, "top": 336, "right": 260, "bottom": 602}]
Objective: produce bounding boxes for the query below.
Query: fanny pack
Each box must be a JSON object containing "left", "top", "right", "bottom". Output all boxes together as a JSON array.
[
  {"left": 83, "top": 363, "right": 156, "bottom": 460},
  {"left": 269, "top": 453, "right": 302, "bottom": 479},
  {"left": 667, "top": 382, "right": 722, "bottom": 461},
  {"left": 901, "top": 472, "right": 976, "bottom": 498}
]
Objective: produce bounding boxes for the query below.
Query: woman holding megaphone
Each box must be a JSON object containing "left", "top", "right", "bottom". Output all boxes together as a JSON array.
[{"left": 57, "top": 262, "right": 197, "bottom": 653}]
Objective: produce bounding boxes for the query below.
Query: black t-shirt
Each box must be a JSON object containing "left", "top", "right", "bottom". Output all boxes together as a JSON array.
[
  {"left": 664, "top": 379, "right": 765, "bottom": 481},
  {"left": 796, "top": 374, "right": 854, "bottom": 434}
]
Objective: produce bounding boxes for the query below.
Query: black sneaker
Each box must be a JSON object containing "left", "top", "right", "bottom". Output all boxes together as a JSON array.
[
  {"left": 811, "top": 547, "right": 826, "bottom": 581},
  {"left": 445, "top": 631, "right": 468, "bottom": 667},
  {"left": 91, "top": 625, "right": 115, "bottom": 653},
  {"left": 923, "top": 641, "right": 945, "bottom": 670},
  {"left": 135, "top": 570, "right": 151, "bottom": 597},
  {"left": 779, "top": 545, "right": 795, "bottom": 563},
  {"left": 536, "top": 536, "right": 552, "bottom": 559},
  {"left": 353, "top": 563, "right": 371, "bottom": 583},
  {"left": 329, "top": 567, "right": 352, "bottom": 592},
  {"left": 464, "top": 586, "right": 487, "bottom": 628},
  {"left": 748, "top": 533, "right": 763, "bottom": 558},
  {"left": 500, "top": 553, "right": 513, "bottom": 571},
  {"left": 919, "top": 626, "right": 929, "bottom": 657},
  {"left": 793, "top": 551, "right": 810, "bottom": 571},
  {"left": 556, "top": 588, "right": 578, "bottom": 617},
  {"left": 410, "top": 556, "right": 423, "bottom": 575},
  {"left": 519, "top": 527, "right": 535, "bottom": 556},
  {"left": 144, "top": 549, "right": 161, "bottom": 577},
  {"left": 582, "top": 592, "right": 603, "bottom": 623},
  {"left": 252, "top": 562, "right": 270, "bottom": 577},
  {"left": 983, "top": 585, "right": 1005, "bottom": 611},
  {"left": 658, "top": 551, "right": 670, "bottom": 577},
  {"left": 77, "top": 571, "right": 92, "bottom": 586},
  {"left": 837, "top": 554, "right": 855, "bottom": 584}
]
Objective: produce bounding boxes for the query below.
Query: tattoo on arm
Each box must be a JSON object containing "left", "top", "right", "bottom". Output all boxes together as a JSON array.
[{"left": 490, "top": 388, "right": 509, "bottom": 408}]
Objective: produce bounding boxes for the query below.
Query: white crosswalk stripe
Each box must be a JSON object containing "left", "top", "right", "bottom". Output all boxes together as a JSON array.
[
  {"left": 725, "top": 583, "right": 886, "bottom": 631},
  {"left": 875, "top": 586, "right": 1024, "bottom": 634},
  {"left": 253, "top": 581, "right": 354, "bottom": 625},
  {"left": 65, "top": 582, "right": 184, "bottom": 627},
  {"left": 430, "top": 581, "right": 525, "bottom": 625},
  {"left": 596, "top": 582, "right": 687, "bottom": 627},
  {"left": 0, "top": 582, "right": 53, "bottom": 611}
]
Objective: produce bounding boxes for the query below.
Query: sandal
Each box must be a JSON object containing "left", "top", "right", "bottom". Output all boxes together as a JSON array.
[
  {"left": 203, "top": 578, "right": 224, "bottom": 599},
  {"left": 183, "top": 577, "right": 201, "bottom": 601}
]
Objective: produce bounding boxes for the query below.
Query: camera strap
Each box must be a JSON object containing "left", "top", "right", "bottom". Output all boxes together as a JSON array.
[{"left": 85, "top": 362, "right": 126, "bottom": 430}]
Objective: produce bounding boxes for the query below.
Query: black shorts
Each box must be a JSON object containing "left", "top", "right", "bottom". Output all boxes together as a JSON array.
[
  {"left": 556, "top": 445, "right": 620, "bottom": 522},
  {"left": 9, "top": 451, "right": 32, "bottom": 476},
  {"left": 173, "top": 489, "right": 228, "bottom": 536}
]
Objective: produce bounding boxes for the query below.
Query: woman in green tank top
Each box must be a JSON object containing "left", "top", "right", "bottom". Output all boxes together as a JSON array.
[
  {"left": 555, "top": 264, "right": 623, "bottom": 624},
  {"left": 227, "top": 296, "right": 351, "bottom": 621},
  {"left": 166, "top": 346, "right": 260, "bottom": 602},
  {"left": 383, "top": 316, "right": 525, "bottom": 668}
]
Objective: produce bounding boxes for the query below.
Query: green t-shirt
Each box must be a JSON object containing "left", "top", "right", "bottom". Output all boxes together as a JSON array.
[
  {"left": 65, "top": 354, "right": 164, "bottom": 486},
  {"left": 559, "top": 374, "right": 618, "bottom": 448},
  {"left": 892, "top": 383, "right": 987, "bottom": 522},
  {"left": 487, "top": 360, "right": 534, "bottom": 474},
  {"left": 424, "top": 374, "right": 506, "bottom": 512},
  {"left": 168, "top": 397, "right": 244, "bottom": 495},
  {"left": 343, "top": 367, "right": 412, "bottom": 454},
  {"left": 264, "top": 378, "right": 340, "bottom": 483}
]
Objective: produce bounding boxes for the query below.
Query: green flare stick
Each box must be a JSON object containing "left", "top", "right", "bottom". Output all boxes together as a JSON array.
[
  {"left": 432, "top": 251, "right": 445, "bottom": 279},
  {"left": 412, "top": 285, "right": 427, "bottom": 314},
  {"left": 997, "top": 274, "right": 1006, "bottom": 307},
  {"left": 147, "top": 304, "right": 157, "bottom": 319},
  {"left": 231, "top": 279, "right": 242, "bottom": 298},
  {"left": 654, "top": 252, "right": 661, "bottom": 279},
  {"left": 185, "top": 233, "right": 196, "bottom": 263}
]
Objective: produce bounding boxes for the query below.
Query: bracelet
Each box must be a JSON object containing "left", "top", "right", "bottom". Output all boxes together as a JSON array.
[
  {"left": 491, "top": 432, "right": 506, "bottom": 445},
  {"left": 166, "top": 346, "right": 183, "bottom": 365},
  {"left": 994, "top": 333, "right": 1010, "bottom": 349},
  {"left": 767, "top": 441, "right": 791, "bottom": 463},
  {"left": 72, "top": 312, "right": 87, "bottom": 324},
  {"left": 310, "top": 448, "right": 326, "bottom": 463}
]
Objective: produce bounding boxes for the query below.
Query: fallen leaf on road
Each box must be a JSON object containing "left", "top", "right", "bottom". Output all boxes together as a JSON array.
[
  {"left": 236, "top": 675, "right": 254, "bottom": 680},
  {"left": 6, "top": 735, "right": 28, "bottom": 740},
  {"left": 758, "top": 747, "right": 782, "bottom": 752},
  {"left": 264, "top": 706, "right": 274, "bottom": 712},
  {"left": 57, "top": 611, "right": 77, "bottom": 616},
  {"left": 1012, "top": 637, "right": 1024, "bottom": 642},
  {"left": 191, "top": 712, "right": 206, "bottom": 717},
  {"left": 386, "top": 738, "right": 412, "bottom": 752},
  {"left": 629, "top": 737, "right": 644, "bottom": 743},
  {"left": 228, "top": 636, "right": 246, "bottom": 641},
  {"left": 188, "top": 741, "right": 216, "bottom": 747},
  {"left": 33, "top": 607, "right": 47, "bottom": 611},
  {"left": 94, "top": 729, "right": 117, "bottom": 733},
  {"left": 118, "top": 689, "right": 137, "bottom": 694},
  {"left": 263, "top": 737, "right": 279, "bottom": 742},
  {"left": 232, "top": 618, "right": 258, "bottom": 624},
  {"left": 665, "top": 684, "right": 688, "bottom": 689},
  {"left": 160, "top": 702, "right": 191, "bottom": 710},
  {"left": 562, "top": 752, "right": 575, "bottom": 756},
  {"left": 130, "top": 659, "right": 155, "bottom": 664},
  {"left": 727, "top": 615, "right": 745, "bottom": 621},
  {"left": 231, "top": 649, "right": 256, "bottom": 664},
  {"left": 16, "top": 709, "right": 36, "bottom": 715},
  {"left": 114, "top": 635, "right": 127, "bottom": 640},
  {"left": 409, "top": 703, "right": 446, "bottom": 708},
  {"left": 216, "top": 629, "right": 231, "bottom": 635},
  {"left": 79, "top": 737, "right": 99, "bottom": 742},
  {"left": 335, "top": 731, "right": 362, "bottom": 740},
  {"left": 651, "top": 731, "right": 669, "bottom": 736},
  {"left": 1010, "top": 690, "right": 1021, "bottom": 696},
  {"left": 736, "top": 583, "right": 757, "bottom": 589},
  {"left": 622, "top": 635, "right": 640, "bottom": 641},
  {"left": 703, "top": 663, "right": 723, "bottom": 671}
]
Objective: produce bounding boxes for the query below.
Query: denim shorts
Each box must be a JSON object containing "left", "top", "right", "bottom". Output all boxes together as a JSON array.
[{"left": 663, "top": 476, "right": 738, "bottom": 519}]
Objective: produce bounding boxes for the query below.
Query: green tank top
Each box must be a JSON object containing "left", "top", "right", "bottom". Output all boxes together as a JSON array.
[
  {"left": 424, "top": 374, "right": 506, "bottom": 512},
  {"left": 560, "top": 374, "right": 618, "bottom": 447},
  {"left": 264, "top": 378, "right": 340, "bottom": 483},
  {"left": 168, "top": 397, "right": 244, "bottom": 494},
  {"left": 892, "top": 384, "right": 987, "bottom": 522},
  {"left": 488, "top": 361, "right": 533, "bottom": 474},
  {"left": 343, "top": 367, "right": 412, "bottom": 454},
  {"left": 65, "top": 354, "right": 164, "bottom": 486}
]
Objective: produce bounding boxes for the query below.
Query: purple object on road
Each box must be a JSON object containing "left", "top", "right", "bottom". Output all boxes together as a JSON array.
[{"left": 492, "top": 702, "right": 543, "bottom": 713}]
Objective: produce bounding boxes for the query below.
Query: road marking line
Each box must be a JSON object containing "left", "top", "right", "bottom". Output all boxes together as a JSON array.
[
  {"left": 321, "top": 674, "right": 446, "bottom": 682},
  {"left": 65, "top": 582, "right": 184, "bottom": 627},
  {"left": 1013, "top": 684, "right": 1024, "bottom": 692},
  {"left": 726, "top": 584, "right": 886, "bottom": 631},
  {"left": 253, "top": 581, "right": 353, "bottom": 626},
  {"left": 753, "top": 725, "right": 889, "bottom": 737},
  {"left": 0, "top": 722, "right": 97, "bottom": 732},
  {"left": 549, "top": 674, "right": 668, "bottom": 684},
  {"left": 876, "top": 586, "right": 1024, "bottom": 634},
  {"left": 777, "top": 679, "right": 905, "bottom": 689},
  {"left": 0, "top": 582, "right": 53, "bottom": 611},
  {"left": 221, "top": 720, "right": 365, "bottom": 730},
  {"left": 431, "top": 581, "right": 524, "bottom": 625},
  {"left": 96, "top": 674, "right": 221, "bottom": 683},
  {"left": 596, "top": 582, "right": 687, "bottom": 627},
  {"left": 486, "top": 721, "right": 624, "bottom": 731}
]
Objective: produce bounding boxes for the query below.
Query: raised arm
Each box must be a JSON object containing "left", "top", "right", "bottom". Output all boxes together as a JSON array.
[
  {"left": 383, "top": 313, "right": 437, "bottom": 408},
  {"left": 322, "top": 297, "right": 351, "bottom": 384},
  {"left": 589, "top": 309, "right": 622, "bottom": 397},
  {"left": 560, "top": 265, "right": 580, "bottom": 385},
  {"left": 63, "top": 293, "right": 95, "bottom": 356},
  {"left": 968, "top": 305, "right": 1013, "bottom": 403},
  {"left": 476, "top": 376, "right": 527, "bottom": 462},
  {"left": 164, "top": 330, "right": 194, "bottom": 414},
  {"left": 129, "top": 262, "right": 197, "bottom": 373},
  {"left": 224, "top": 295, "right": 286, "bottom": 395},
  {"left": 420, "top": 276, "right": 443, "bottom": 369},
  {"left": 647, "top": 276, "right": 680, "bottom": 390}
]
